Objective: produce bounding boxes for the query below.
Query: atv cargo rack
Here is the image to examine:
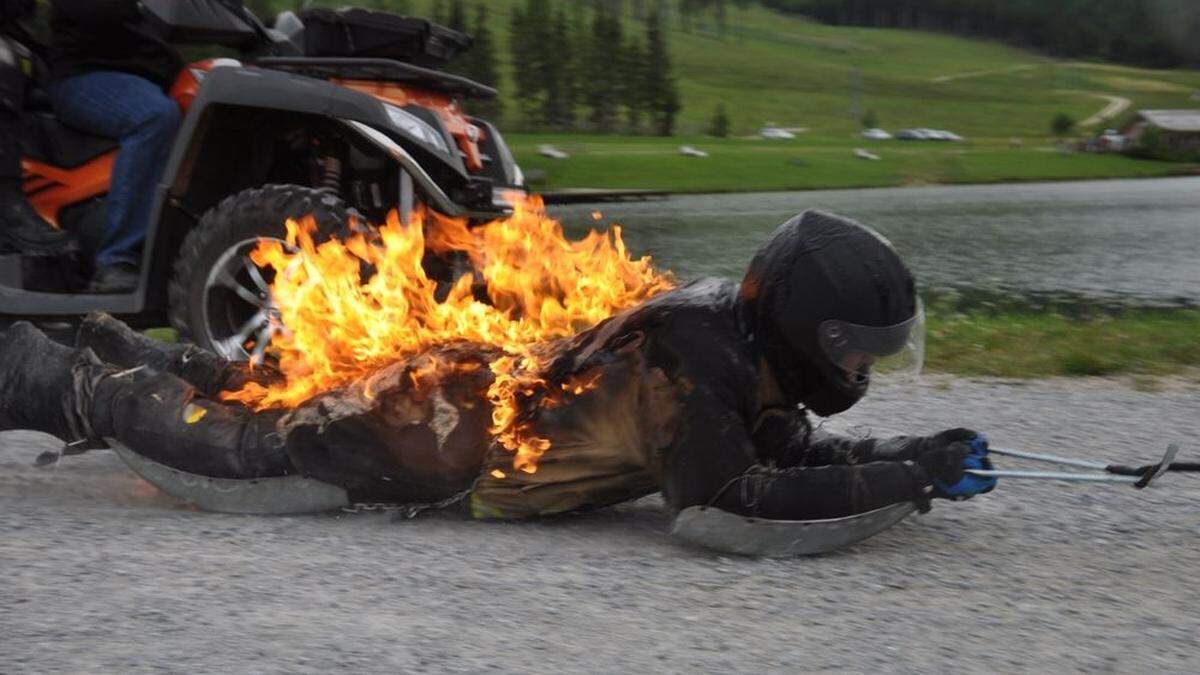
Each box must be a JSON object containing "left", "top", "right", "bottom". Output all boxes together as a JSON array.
[{"left": 253, "top": 57, "right": 498, "bottom": 100}]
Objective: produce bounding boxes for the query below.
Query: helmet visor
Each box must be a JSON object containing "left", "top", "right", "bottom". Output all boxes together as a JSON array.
[{"left": 817, "top": 300, "right": 925, "bottom": 383}]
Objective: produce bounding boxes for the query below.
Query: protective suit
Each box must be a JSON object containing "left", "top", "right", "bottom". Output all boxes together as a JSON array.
[{"left": 0, "top": 211, "right": 994, "bottom": 555}]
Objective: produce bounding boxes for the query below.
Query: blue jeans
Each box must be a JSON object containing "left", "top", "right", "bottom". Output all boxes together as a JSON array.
[{"left": 47, "top": 72, "right": 181, "bottom": 268}]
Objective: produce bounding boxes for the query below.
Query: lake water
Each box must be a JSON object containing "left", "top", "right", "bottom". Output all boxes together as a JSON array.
[{"left": 550, "top": 177, "right": 1200, "bottom": 310}]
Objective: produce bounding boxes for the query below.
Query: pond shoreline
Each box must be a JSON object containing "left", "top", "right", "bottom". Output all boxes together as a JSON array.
[{"left": 540, "top": 169, "right": 1200, "bottom": 202}]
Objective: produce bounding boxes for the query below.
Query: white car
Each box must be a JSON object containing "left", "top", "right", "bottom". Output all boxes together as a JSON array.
[
  {"left": 861, "top": 128, "right": 892, "bottom": 140},
  {"left": 761, "top": 126, "right": 796, "bottom": 140},
  {"left": 537, "top": 144, "right": 569, "bottom": 159}
]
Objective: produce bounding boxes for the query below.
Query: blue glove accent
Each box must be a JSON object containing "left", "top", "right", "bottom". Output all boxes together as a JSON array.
[
  {"left": 969, "top": 433, "right": 990, "bottom": 458},
  {"left": 934, "top": 434, "right": 997, "bottom": 497}
]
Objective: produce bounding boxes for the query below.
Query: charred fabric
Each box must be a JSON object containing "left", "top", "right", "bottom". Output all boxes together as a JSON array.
[{"left": 1, "top": 204, "right": 1187, "bottom": 556}]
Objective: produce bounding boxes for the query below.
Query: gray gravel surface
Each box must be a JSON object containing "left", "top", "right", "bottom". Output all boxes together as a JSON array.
[{"left": 2, "top": 376, "right": 1198, "bottom": 673}]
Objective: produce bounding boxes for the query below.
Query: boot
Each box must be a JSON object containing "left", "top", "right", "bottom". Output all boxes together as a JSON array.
[
  {"left": 0, "top": 180, "right": 80, "bottom": 257},
  {"left": 87, "top": 263, "right": 139, "bottom": 294},
  {"left": 0, "top": 322, "right": 112, "bottom": 442},
  {"left": 76, "top": 312, "right": 283, "bottom": 398}
]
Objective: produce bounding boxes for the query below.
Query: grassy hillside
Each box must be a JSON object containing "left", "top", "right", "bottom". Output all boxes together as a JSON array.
[
  {"left": 286, "top": 1, "right": 1200, "bottom": 191},
  {"left": 391, "top": 0, "right": 1200, "bottom": 137},
  {"left": 291, "top": 1, "right": 1200, "bottom": 136}
]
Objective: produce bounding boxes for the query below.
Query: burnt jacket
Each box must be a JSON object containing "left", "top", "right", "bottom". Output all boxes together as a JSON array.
[{"left": 278, "top": 278, "right": 931, "bottom": 518}]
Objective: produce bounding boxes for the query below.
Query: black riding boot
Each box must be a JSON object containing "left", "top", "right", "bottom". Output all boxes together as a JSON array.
[
  {"left": 0, "top": 322, "right": 112, "bottom": 442},
  {"left": 0, "top": 179, "right": 79, "bottom": 257},
  {"left": 75, "top": 312, "right": 283, "bottom": 398}
]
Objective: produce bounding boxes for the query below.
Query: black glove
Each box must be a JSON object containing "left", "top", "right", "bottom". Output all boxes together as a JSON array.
[{"left": 914, "top": 428, "right": 997, "bottom": 500}]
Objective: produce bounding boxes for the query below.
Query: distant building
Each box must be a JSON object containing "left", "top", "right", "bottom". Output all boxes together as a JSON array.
[{"left": 1122, "top": 110, "right": 1200, "bottom": 154}]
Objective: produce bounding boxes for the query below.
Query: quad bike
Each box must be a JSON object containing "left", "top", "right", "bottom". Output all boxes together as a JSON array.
[{"left": 2, "top": 1, "right": 524, "bottom": 361}]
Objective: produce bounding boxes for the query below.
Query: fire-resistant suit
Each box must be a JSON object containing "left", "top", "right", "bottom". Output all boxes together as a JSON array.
[{"left": 0, "top": 211, "right": 995, "bottom": 554}]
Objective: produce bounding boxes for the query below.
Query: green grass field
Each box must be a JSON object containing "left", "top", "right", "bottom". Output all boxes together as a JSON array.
[
  {"left": 925, "top": 310, "right": 1200, "bottom": 379},
  {"left": 507, "top": 132, "right": 1195, "bottom": 192}
]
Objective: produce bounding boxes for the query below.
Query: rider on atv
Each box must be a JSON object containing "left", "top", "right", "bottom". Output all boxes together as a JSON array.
[
  {"left": 46, "top": 0, "right": 185, "bottom": 293},
  {"left": 3, "top": 2, "right": 523, "bottom": 355}
]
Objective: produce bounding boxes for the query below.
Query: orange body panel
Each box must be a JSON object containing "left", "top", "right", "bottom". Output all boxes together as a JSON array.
[
  {"left": 333, "top": 79, "right": 485, "bottom": 172},
  {"left": 23, "top": 154, "right": 117, "bottom": 226}
]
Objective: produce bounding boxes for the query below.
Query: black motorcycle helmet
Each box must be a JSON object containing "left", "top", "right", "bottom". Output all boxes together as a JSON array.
[{"left": 739, "top": 210, "right": 923, "bottom": 416}]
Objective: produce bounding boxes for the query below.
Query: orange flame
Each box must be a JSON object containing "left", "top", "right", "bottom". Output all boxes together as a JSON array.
[{"left": 223, "top": 194, "right": 673, "bottom": 474}]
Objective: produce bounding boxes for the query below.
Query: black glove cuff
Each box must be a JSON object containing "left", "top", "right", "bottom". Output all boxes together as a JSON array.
[{"left": 899, "top": 460, "right": 934, "bottom": 513}]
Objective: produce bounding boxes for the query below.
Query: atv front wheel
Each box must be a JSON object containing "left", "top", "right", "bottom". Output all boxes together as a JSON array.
[{"left": 169, "top": 185, "right": 348, "bottom": 361}]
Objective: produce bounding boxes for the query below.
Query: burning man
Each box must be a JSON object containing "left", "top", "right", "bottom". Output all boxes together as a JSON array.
[{"left": 0, "top": 210, "right": 996, "bottom": 555}]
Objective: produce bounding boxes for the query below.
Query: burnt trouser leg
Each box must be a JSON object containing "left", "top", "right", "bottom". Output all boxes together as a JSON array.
[
  {"left": 75, "top": 312, "right": 281, "bottom": 398},
  {"left": 91, "top": 368, "right": 291, "bottom": 479},
  {"left": 0, "top": 321, "right": 290, "bottom": 479}
]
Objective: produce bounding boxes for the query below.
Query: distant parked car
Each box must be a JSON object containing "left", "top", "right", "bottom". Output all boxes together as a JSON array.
[
  {"left": 538, "top": 144, "right": 570, "bottom": 159},
  {"left": 896, "top": 128, "right": 930, "bottom": 140},
  {"left": 761, "top": 126, "right": 796, "bottom": 140},
  {"left": 861, "top": 128, "right": 892, "bottom": 140},
  {"left": 1092, "top": 130, "right": 1127, "bottom": 152}
]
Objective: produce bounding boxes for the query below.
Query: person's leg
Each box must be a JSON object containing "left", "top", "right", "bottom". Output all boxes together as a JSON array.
[
  {"left": 46, "top": 71, "right": 181, "bottom": 288},
  {"left": 75, "top": 312, "right": 283, "bottom": 398},
  {"left": 0, "top": 36, "right": 77, "bottom": 256},
  {"left": 0, "top": 321, "right": 291, "bottom": 479}
]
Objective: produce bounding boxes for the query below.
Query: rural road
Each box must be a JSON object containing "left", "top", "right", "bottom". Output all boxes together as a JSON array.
[
  {"left": 2, "top": 376, "right": 1198, "bottom": 673},
  {"left": 929, "top": 64, "right": 1036, "bottom": 83},
  {"left": 1080, "top": 94, "right": 1133, "bottom": 127}
]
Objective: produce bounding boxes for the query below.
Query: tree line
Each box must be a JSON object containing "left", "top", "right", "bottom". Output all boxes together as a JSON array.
[
  {"left": 245, "top": 0, "right": 682, "bottom": 135},
  {"left": 757, "top": 0, "right": 1200, "bottom": 68},
  {"left": 504, "top": 0, "right": 679, "bottom": 135}
]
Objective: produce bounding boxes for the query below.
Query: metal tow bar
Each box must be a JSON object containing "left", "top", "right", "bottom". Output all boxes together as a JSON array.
[{"left": 966, "top": 443, "right": 1183, "bottom": 489}]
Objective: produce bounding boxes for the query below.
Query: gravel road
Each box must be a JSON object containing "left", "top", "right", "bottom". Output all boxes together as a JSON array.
[{"left": 2, "top": 376, "right": 1198, "bottom": 673}]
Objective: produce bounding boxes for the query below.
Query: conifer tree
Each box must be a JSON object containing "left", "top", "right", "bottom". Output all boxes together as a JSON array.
[
  {"left": 709, "top": 104, "right": 731, "bottom": 137},
  {"left": 643, "top": 9, "right": 680, "bottom": 135},
  {"left": 431, "top": 0, "right": 447, "bottom": 26},
  {"left": 447, "top": 0, "right": 467, "bottom": 33},
  {"left": 552, "top": 7, "right": 577, "bottom": 129},
  {"left": 585, "top": 6, "right": 622, "bottom": 132},
  {"left": 622, "top": 36, "right": 647, "bottom": 133},
  {"left": 463, "top": 3, "right": 503, "bottom": 122},
  {"left": 508, "top": 4, "right": 540, "bottom": 127}
]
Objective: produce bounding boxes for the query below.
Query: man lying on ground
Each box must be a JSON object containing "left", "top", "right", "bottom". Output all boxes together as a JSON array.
[{"left": 0, "top": 211, "right": 996, "bottom": 555}]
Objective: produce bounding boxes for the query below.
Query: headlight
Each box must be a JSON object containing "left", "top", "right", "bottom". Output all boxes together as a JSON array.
[{"left": 382, "top": 104, "right": 449, "bottom": 154}]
